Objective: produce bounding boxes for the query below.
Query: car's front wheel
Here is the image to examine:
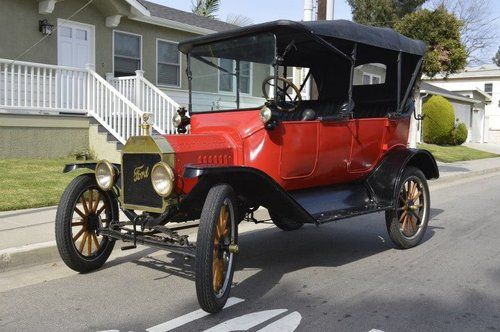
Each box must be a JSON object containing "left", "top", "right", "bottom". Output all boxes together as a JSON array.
[
  {"left": 195, "top": 184, "right": 238, "bottom": 313},
  {"left": 385, "top": 166, "right": 430, "bottom": 249},
  {"left": 55, "top": 174, "right": 117, "bottom": 273}
]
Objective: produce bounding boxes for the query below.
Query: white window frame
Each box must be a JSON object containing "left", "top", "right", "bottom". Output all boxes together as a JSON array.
[
  {"left": 156, "top": 38, "right": 181, "bottom": 88},
  {"left": 217, "top": 59, "right": 253, "bottom": 95},
  {"left": 485, "top": 83, "right": 493, "bottom": 96},
  {"left": 362, "top": 72, "right": 382, "bottom": 85},
  {"left": 112, "top": 30, "right": 143, "bottom": 77}
]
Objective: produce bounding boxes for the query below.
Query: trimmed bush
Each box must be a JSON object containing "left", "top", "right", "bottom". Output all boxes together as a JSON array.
[
  {"left": 422, "top": 96, "right": 456, "bottom": 145},
  {"left": 452, "top": 122, "right": 468, "bottom": 145}
]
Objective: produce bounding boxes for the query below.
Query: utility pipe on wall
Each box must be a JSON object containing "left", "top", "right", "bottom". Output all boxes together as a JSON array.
[
  {"left": 304, "top": 0, "right": 313, "bottom": 21},
  {"left": 326, "top": 0, "right": 334, "bottom": 20}
]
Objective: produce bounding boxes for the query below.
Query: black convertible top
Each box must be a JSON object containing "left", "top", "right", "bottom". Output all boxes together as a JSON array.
[{"left": 178, "top": 19, "right": 426, "bottom": 56}]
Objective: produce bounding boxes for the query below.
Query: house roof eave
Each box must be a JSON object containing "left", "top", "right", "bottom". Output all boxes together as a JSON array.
[
  {"left": 124, "top": 0, "right": 150, "bottom": 17},
  {"left": 420, "top": 89, "right": 481, "bottom": 104},
  {"left": 129, "top": 15, "right": 216, "bottom": 35}
]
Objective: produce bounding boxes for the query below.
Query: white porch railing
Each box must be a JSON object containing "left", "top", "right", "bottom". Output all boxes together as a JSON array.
[
  {"left": 109, "top": 71, "right": 180, "bottom": 134},
  {"left": 0, "top": 59, "right": 181, "bottom": 144},
  {"left": 0, "top": 58, "right": 88, "bottom": 112},
  {"left": 87, "top": 70, "right": 146, "bottom": 144}
]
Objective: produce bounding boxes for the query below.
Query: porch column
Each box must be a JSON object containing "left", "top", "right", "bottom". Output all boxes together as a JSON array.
[{"left": 135, "top": 70, "right": 144, "bottom": 109}]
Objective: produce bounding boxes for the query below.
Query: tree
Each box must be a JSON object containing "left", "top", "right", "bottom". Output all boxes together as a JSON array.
[
  {"left": 346, "top": 0, "right": 427, "bottom": 27},
  {"left": 395, "top": 6, "right": 467, "bottom": 77},
  {"left": 430, "top": 0, "right": 498, "bottom": 65},
  {"left": 191, "top": 0, "right": 220, "bottom": 19},
  {"left": 493, "top": 47, "right": 500, "bottom": 67}
]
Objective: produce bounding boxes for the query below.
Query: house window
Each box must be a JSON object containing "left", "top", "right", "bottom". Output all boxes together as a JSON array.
[
  {"left": 157, "top": 40, "right": 180, "bottom": 87},
  {"left": 219, "top": 59, "right": 234, "bottom": 92},
  {"left": 114, "top": 31, "right": 141, "bottom": 77},
  {"left": 485, "top": 83, "right": 493, "bottom": 96},
  {"left": 218, "top": 59, "right": 251, "bottom": 94},
  {"left": 354, "top": 63, "right": 386, "bottom": 85}
]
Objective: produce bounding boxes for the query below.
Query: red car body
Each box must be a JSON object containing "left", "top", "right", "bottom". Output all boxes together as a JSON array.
[{"left": 167, "top": 109, "right": 411, "bottom": 194}]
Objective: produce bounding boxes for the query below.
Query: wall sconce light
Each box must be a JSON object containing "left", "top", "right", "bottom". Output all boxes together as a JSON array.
[{"left": 39, "top": 19, "right": 54, "bottom": 35}]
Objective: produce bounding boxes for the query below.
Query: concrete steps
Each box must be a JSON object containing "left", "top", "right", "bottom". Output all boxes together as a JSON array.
[{"left": 88, "top": 117, "right": 122, "bottom": 163}]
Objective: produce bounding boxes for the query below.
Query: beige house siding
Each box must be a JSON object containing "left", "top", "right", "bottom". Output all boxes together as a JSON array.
[
  {"left": 0, "top": 113, "right": 89, "bottom": 158},
  {"left": 0, "top": 0, "right": 198, "bottom": 86}
]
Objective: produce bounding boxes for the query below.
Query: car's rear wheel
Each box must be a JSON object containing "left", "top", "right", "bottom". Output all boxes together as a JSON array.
[
  {"left": 195, "top": 184, "right": 238, "bottom": 313},
  {"left": 55, "top": 174, "right": 117, "bottom": 273},
  {"left": 269, "top": 212, "right": 303, "bottom": 231},
  {"left": 385, "top": 166, "right": 430, "bottom": 249}
]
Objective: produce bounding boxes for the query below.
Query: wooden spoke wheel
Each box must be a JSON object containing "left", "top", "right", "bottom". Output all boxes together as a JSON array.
[
  {"left": 196, "top": 184, "right": 238, "bottom": 313},
  {"left": 55, "top": 174, "right": 117, "bottom": 273},
  {"left": 386, "top": 167, "right": 430, "bottom": 249},
  {"left": 212, "top": 203, "right": 231, "bottom": 294},
  {"left": 397, "top": 177, "right": 425, "bottom": 238},
  {"left": 72, "top": 187, "right": 110, "bottom": 258}
]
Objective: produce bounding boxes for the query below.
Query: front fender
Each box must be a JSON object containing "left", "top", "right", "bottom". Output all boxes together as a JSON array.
[
  {"left": 180, "top": 165, "right": 316, "bottom": 223},
  {"left": 366, "top": 147, "right": 439, "bottom": 207}
]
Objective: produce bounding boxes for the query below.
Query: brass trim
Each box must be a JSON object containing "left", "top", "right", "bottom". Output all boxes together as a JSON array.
[
  {"left": 95, "top": 160, "right": 115, "bottom": 191},
  {"left": 151, "top": 162, "right": 175, "bottom": 197}
]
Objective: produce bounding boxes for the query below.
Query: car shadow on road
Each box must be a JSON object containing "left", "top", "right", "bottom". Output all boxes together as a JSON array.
[{"left": 131, "top": 212, "right": 439, "bottom": 297}]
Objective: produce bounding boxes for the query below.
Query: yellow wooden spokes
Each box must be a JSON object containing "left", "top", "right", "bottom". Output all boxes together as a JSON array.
[
  {"left": 399, "top": 179, "right": 423, "bottom": 237},
  {"left": 213, "top": 204, "right": 231, "bottom": 293},
  {"left": 71, "top": 188, "right": 107, "bottom": 257}
]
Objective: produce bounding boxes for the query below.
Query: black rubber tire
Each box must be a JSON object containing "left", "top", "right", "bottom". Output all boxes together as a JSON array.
[
  {"left": 385, "top": 166, "right": 430, "bottom": 249},
  {"left": 195, "top": 184, "right": 238, "bottom": 313},
  {"left": 55, "top": 174, "right": 117, "bottom": 273},
  {"left": 269, "top": 212, "right": 303, "bottom": 231}
]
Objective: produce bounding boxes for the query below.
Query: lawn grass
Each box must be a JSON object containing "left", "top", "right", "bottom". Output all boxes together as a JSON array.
[
  {"left": 0, "top": 158, "right": 89, "bottom": 211},
  {"left": 418, "top": 143, "right": 500, "bottom": 163}
]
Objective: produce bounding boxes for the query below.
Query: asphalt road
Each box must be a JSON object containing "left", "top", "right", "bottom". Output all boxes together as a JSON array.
[{"left": 1, "top": 174, "right": 500, "bottom": 331}]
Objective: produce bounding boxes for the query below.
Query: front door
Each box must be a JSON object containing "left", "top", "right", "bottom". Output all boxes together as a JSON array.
[
  {"left": 57, "top": 20, "right": 94, "bottom": 68},
  {"left": 280, "top": 121, "right": 319, "bottom": 179}
]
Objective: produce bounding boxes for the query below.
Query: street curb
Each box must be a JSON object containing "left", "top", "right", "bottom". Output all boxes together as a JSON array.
[
  {"left": 1, "top": 167, "right": 500, "bottom": 273},
  {"left": 434, "top": 166, "right": 500, "bottom": 185},
  {"left": 0, "top": 241, "right": 59, "bottom": 273}
]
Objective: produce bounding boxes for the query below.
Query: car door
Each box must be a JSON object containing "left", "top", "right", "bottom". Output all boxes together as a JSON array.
[
  {"left": 279, "top": 121, "right": 319, "bottom": 179},
  {"left": 348, "top": 118, "right": 386, "bottom": 173}
]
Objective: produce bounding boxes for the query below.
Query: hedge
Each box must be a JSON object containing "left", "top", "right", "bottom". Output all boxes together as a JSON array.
[
  {"left": 453, "top": 122, "right": 468, "bottom": 145},
  {"left": 422, "top": 96, "right": 456, "bottom": 145}
]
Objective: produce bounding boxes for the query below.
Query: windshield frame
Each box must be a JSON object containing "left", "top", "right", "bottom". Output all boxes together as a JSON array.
[{"left": 185, "top": 33, "right": 278, "bottom": 114}]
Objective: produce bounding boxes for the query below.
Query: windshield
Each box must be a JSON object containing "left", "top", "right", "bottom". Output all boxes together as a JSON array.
[{"left": 188, "top": 33, "right": 276, "bottom": 113}]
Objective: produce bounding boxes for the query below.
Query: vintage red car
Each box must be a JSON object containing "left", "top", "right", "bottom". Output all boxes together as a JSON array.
[{"left": 55, "top": 20, "right": 439, "bottom": 313}]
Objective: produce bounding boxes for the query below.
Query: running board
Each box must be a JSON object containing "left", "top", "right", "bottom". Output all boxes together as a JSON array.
[{"left": 290, "top": 182, "right": 391, "bottom": 224}]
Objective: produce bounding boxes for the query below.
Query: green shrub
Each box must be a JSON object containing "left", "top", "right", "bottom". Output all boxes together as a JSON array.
[
  {"left": 422, "top": 96, "right": 456, "bottom": 145},
  {"left": 452, "top": 122, "right": 468, "bottom": 145}
]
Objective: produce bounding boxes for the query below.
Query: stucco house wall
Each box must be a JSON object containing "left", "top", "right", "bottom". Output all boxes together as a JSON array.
[
  {"left": 426, "top": 66, "right": 500, "bottom": 142},
  {"left": 0, "top": 113, "right": 89, "bottom": 158},
  {"left": 0, "top": 0, "right": 198, "bottom": 87}
]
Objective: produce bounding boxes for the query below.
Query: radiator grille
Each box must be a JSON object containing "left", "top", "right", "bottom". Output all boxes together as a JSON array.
[{"left": 122, "top": 153, "right": 163, "bottom": 209}]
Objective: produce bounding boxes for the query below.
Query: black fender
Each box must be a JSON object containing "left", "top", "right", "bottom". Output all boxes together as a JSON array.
[
  {"left": 63, "top": 162, "right": 122, "bottom": 191},
  {"left": 181, "top": 165, "right": 316, "bottom": 223},
  {"left": 63, "top": 162, "right": 121, "bottom": 173},
  {"left": 365, "top": 147, "right": 439, "bottom": 207},
  {"left": 63, "top": 162, "right": 98, "bottom": 173}
]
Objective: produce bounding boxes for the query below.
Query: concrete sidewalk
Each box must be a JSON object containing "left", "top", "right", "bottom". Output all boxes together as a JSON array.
[{"left": 2, "top": 156, "right": 500, "bottom": 271}]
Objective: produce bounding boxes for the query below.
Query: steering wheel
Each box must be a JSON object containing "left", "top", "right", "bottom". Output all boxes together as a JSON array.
[{"left": 262, "top": 76, "right": 303, "bottom": 112}]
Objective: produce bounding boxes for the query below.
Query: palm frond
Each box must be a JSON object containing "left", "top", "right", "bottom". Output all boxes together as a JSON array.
[
  {"left": 191, "top": 0, "right": 220, "bottom": 19},
  {"left": 226, "top": 13, "right": 253, "bottom": 26}
]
